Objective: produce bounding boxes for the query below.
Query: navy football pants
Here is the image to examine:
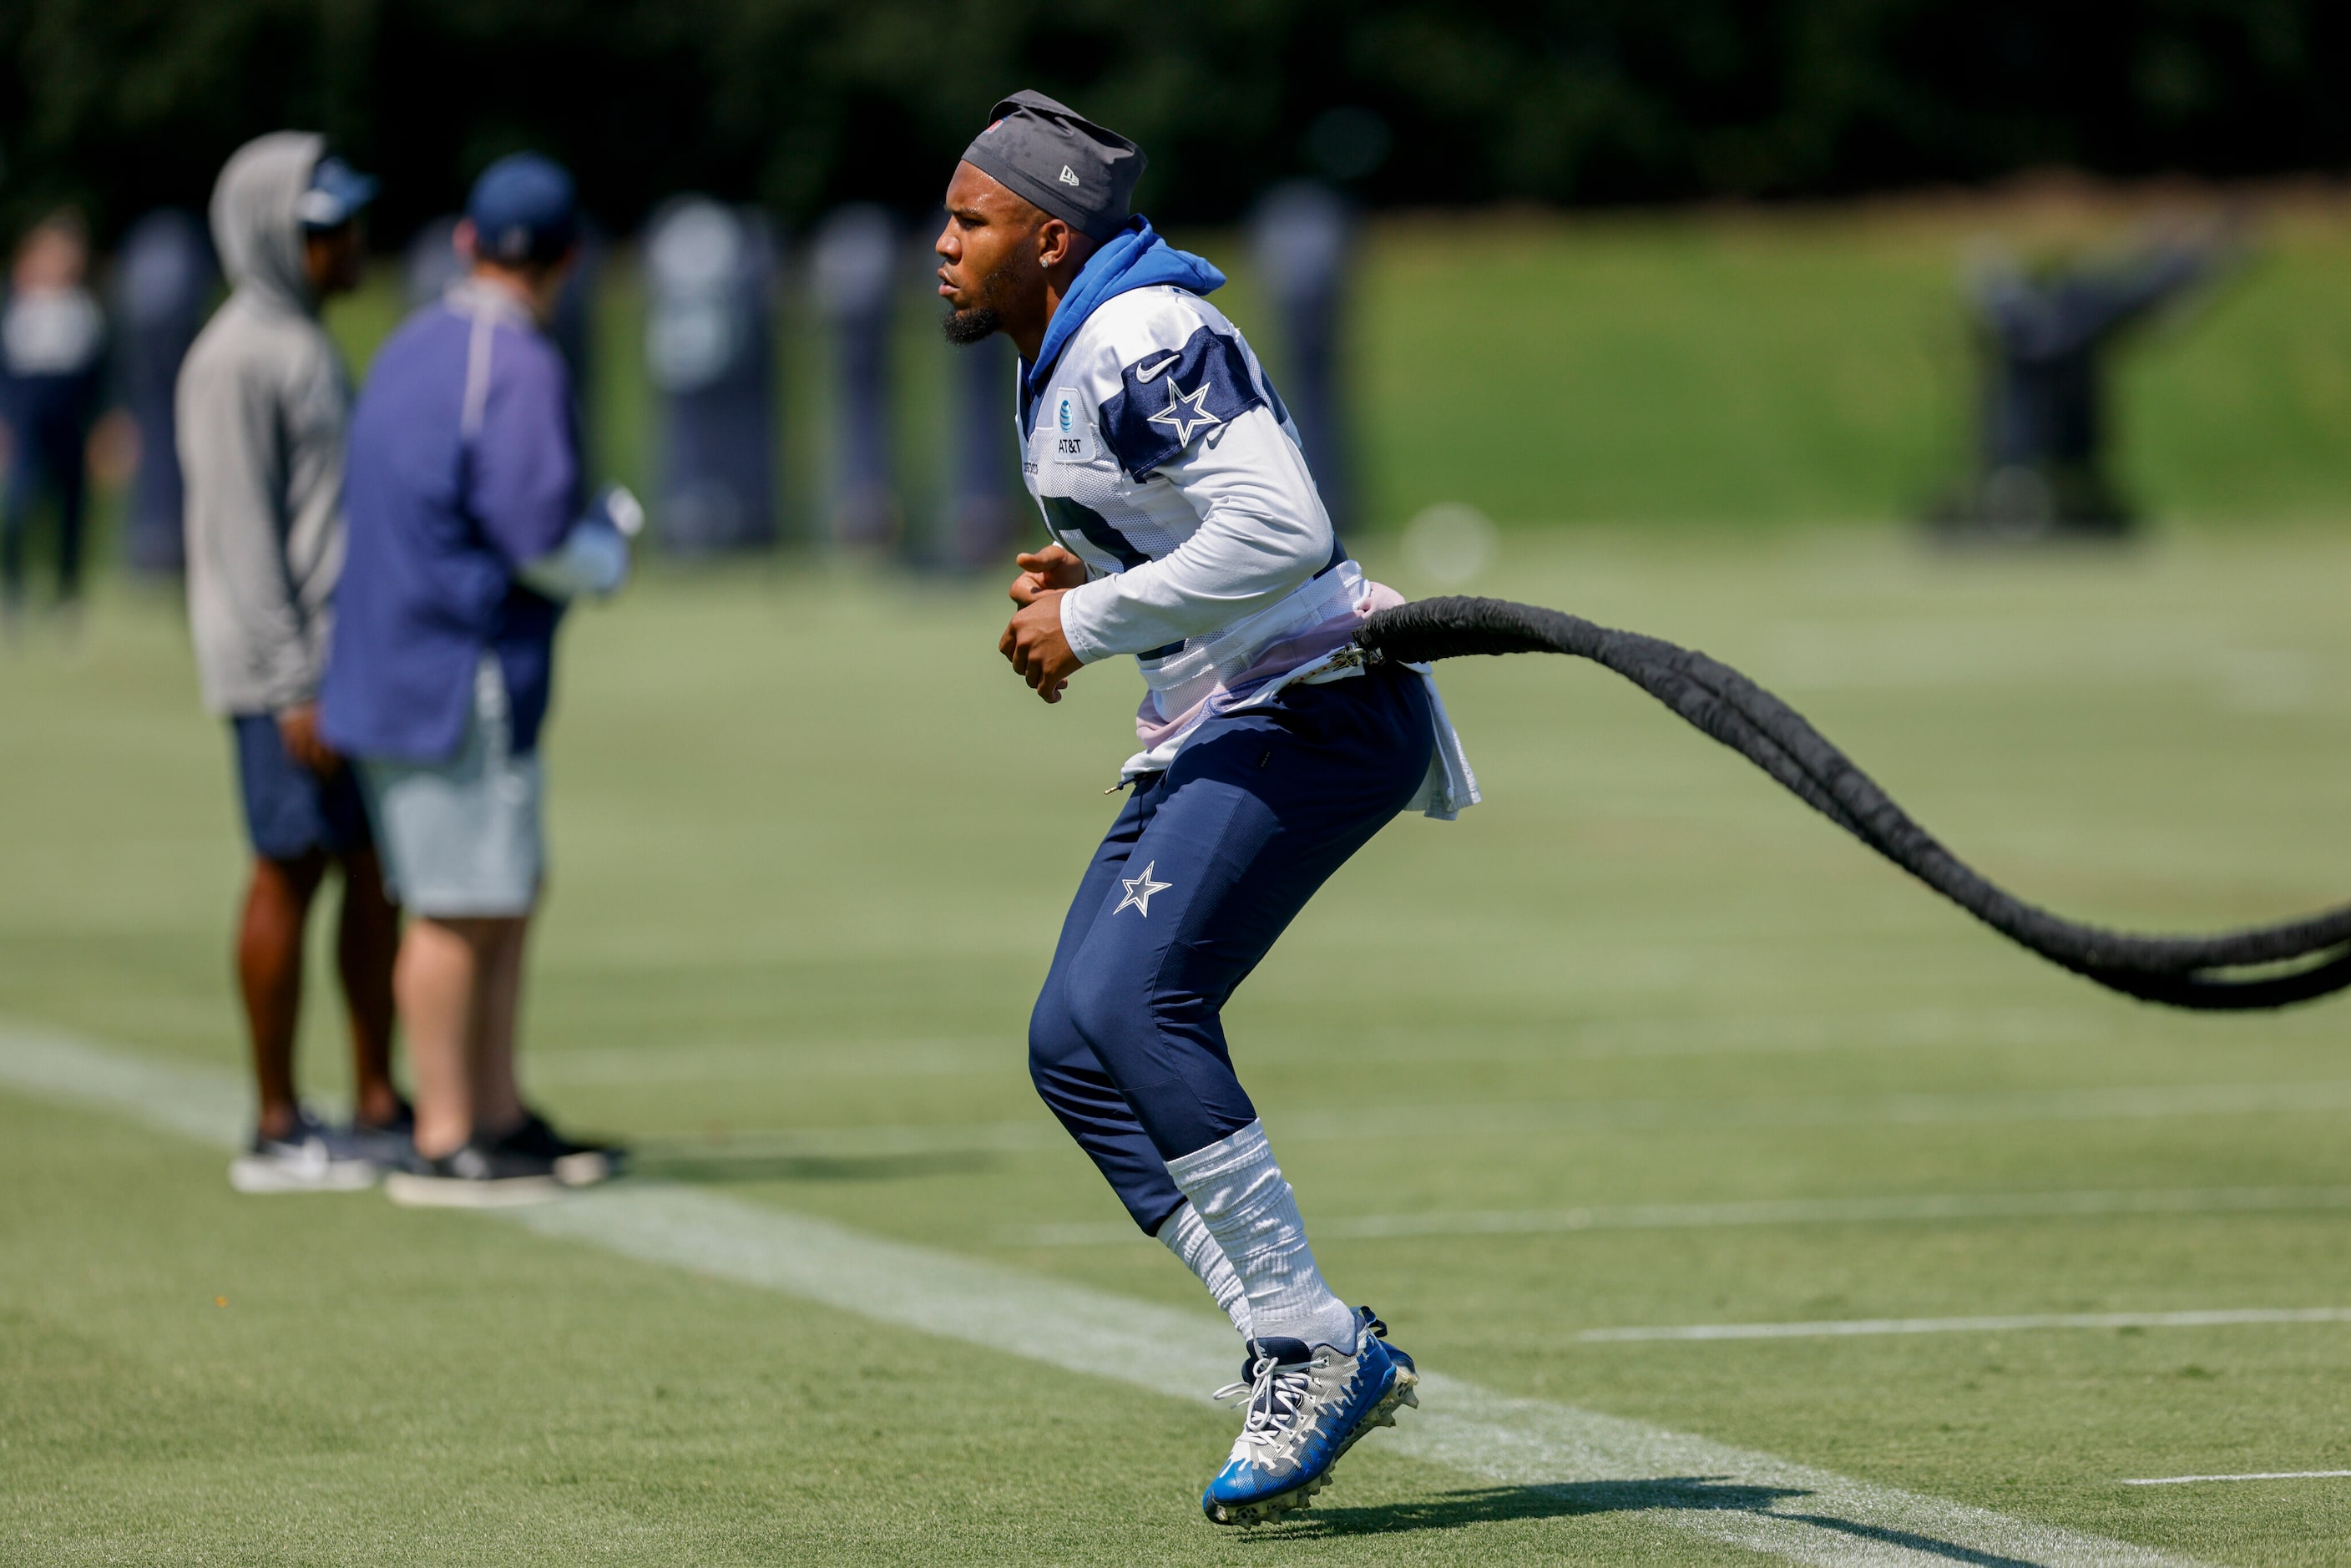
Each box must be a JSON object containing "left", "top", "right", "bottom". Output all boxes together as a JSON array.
[{"left": 1028, "top": 663, "right": 1435, "bottom": 1236}]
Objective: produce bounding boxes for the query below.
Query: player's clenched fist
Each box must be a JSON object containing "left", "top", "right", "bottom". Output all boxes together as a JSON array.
[
  {"left": 1001, "top": 545, "right": 1087, "bottom": 702},
  {"left": 1000, "top": 593, "right": 1081, "bottom": 702}
]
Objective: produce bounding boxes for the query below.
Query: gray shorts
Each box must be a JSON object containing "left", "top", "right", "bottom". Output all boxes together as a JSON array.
[{"left": 356, "top": 656, "right": 544, "bottom": 918}]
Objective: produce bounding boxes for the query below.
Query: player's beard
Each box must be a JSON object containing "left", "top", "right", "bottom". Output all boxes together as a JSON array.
[
  {"left": 941, "top": 262, "right": 1014, "bottom": 346},
  {"left": 941, "top": 303, "right": 1000, "bottom": 345}
]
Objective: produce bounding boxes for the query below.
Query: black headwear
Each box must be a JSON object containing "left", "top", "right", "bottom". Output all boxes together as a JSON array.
[{"left": 960, "top": 89, "right": 1146, "bottom": 242}]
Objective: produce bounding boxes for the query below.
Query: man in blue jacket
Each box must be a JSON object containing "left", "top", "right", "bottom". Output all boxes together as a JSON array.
[{"left": 321, "top": 154, "right": 635, "bottom": 1206}]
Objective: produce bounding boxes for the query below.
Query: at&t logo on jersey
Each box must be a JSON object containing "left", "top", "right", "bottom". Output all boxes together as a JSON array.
[{"left": 1051, "top": 389, "right": 1092, "bottom": 462}]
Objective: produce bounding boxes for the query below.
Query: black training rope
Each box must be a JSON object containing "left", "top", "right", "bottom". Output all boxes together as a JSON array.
[{"left": 1354, "top": 596, "right": 2351, "bottom": 1011}]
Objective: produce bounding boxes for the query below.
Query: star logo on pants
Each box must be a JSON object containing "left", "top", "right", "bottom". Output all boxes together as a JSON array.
[{"left": 1115, "top": 860, "right": 1172, "bottom": 917}]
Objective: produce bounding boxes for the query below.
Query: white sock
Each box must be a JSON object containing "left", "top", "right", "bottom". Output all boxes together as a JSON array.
[
  {"left": 1165, "top": 1121, "right": 1358, "bottom": 1352},
  {"left": 1157, "top": 1199, "right": 1254, "bottom": 1341}
]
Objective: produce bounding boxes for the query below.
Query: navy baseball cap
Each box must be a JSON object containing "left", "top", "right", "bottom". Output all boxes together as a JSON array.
[
  {"left": 295, "top": 155, "right": 379, "bottom": 231},
  {"left": 465, "top": 153, "right": 579, "bottom": 265}
]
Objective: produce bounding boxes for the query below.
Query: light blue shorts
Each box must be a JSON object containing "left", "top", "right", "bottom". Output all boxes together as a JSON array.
[{"left": 356, "top": 656, "right": 544, "bottom": 918}]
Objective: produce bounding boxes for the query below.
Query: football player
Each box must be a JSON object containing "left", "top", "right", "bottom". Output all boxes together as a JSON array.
[{"left": 934, "top": 91, "right": 1477, "bottom": 1525}]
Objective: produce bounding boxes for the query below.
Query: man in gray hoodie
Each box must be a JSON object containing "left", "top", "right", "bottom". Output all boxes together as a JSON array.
[{"left": 179, "top": 131, "right": 404, "bottom": 1191}]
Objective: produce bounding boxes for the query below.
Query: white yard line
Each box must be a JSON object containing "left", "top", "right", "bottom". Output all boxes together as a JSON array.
[
  {"left": 515, "top": 1188, "right": 2204, "bottom": 1566},
  {"left": 1012, "top": 1186, "right": 2351, "bottom": 1248},
  {"left": 1, "top": 1024, "right": 2211, "bottom": 1568},
  {"left": 1582, "top": 1309, "right": 2351, "bottom": 1343},
  {"left": 2121, "top": 1472, "right": 2351, "bottom": 1486}
]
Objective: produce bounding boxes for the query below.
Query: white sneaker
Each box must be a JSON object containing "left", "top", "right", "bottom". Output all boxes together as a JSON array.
[{"left": 228, "top": 1108, "right": 380, "bottom": 1193}]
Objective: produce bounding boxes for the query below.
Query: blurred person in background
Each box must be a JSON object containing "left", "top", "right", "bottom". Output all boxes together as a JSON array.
[
  {"left": 178, "top": 132, "right": 407, "bottom": 1192},
  {"left": 0, "top": 211, "right": 105, "bottom": 629},
  {"left": 321, "top": 154, "right": 633, "bottom": 1206}
]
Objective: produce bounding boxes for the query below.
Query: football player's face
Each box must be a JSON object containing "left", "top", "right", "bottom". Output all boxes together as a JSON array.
[{"left": 936, "top": 163, "right": 1043, "bottom": 315}]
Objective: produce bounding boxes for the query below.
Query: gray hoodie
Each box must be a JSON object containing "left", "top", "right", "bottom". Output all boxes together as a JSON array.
[{"left": 178, "top": 131, "right": 351, "bottom": 715}]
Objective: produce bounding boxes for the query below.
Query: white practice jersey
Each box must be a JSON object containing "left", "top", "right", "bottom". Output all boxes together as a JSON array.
[{"left": 1020, "top": 284, "right": 1476, "bottom": 817}]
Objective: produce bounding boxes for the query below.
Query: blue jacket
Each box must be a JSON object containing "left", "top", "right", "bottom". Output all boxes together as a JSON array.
[
  {"left": 1021, "top": 215, "right": 1226, "bottom": 424},
  {"left": 321, "top": 283, "right": 577, "bottom": 762}
]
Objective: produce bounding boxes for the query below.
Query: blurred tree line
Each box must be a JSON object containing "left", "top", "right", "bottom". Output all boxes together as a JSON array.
[{"left": 3, "top": 0, "right": 2345, "bottom": 240}]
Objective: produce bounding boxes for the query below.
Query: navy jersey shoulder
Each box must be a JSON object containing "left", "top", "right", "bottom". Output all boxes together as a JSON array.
[{"left": 1099, "top": 323, "right": 1267, "bottom": 479}]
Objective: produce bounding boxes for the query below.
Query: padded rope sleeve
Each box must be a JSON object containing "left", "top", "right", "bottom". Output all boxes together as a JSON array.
[{"left": 1357, "top": 596, "right": 2351, "bottom": 1012}]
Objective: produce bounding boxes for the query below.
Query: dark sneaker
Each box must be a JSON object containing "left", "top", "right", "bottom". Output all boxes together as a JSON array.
[
  {"left": 229, "top": 1106, "right": 381, "bottom": 1194},
  {"left": 347, "top": 1095, "right": 417, "bottom": 1169},
  {"left": 382, "top": 1141, "right": 564, "bottom": 1209},
  {"left": 495, "top": 1108, "right": 627, "bottom": 1187}
]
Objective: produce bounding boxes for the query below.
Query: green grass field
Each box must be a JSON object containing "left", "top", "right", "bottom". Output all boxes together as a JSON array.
[
  {"left": 6, "top": 522, "right": 2351, "bottom": 1564},
  {"left": 1351, "top": 198, "right": 2351, "bottom": 530}
]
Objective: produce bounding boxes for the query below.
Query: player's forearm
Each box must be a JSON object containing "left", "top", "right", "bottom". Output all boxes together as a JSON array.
[
  {"left": 1059, "top": 512, "right": 1328, "bottom": 661},
  {"left": 1058, "top": 413, "right": 1336, "bottom": 661}
]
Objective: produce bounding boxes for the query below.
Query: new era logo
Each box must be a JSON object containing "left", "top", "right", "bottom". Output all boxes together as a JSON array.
[{"left": 1059, "top": 165, "right": 1080, "bottom": 187}]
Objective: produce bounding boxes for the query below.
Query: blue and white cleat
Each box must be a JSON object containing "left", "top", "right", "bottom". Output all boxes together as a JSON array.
[
  {"left": 1332, "top": 1308, "right": 1415, "bottom": 1462},
  {"left": 1200, "top": 1307, "right": 1419, "bottom": 1527}
]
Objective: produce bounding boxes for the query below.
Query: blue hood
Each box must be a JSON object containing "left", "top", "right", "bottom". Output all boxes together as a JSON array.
[{"left": 1024, "top": 215, "right": 1225, "bottom": 406}]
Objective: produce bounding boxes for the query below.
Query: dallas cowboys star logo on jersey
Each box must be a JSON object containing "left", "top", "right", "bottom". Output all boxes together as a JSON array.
[
  {"left": 1115, "top": 860, "right": 1172, "bottom": 917},
  {"left": 1101, "top": 327, "right": 1267, "bottom": 476},
  {"left": 1146, "top": 378, "right": 1224, "bottom": 446}
]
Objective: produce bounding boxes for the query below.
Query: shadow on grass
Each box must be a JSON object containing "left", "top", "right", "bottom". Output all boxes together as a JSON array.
[
  {"left": 1261, "top": 1477, "right": 1801, "bottom": 1537},
  {"left": 1263, "top": 1478, "right": 2049, "bottom": 1565},
  {"left": 627, "top": 1149, "right": 999, "bottom": 1184}
]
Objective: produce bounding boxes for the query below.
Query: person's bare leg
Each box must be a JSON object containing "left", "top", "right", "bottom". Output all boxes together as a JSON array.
[
  {"left": 334, "top": 846, "right": 403, "bottom": 1126},
  {"left": 236, "top": 852, "right": 326, "bottom": 1141},
  {"left": 396, "top": 916, "right": 490, "bottom": 1160},
  {"left": 468, "top": 915, "right": 530, "bottom": 1141}
]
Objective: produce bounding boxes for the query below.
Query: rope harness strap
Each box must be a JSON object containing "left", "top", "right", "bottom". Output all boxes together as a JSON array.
[{"left": 1354, "top": 596, "right": 2351, "bottom": 1012}]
